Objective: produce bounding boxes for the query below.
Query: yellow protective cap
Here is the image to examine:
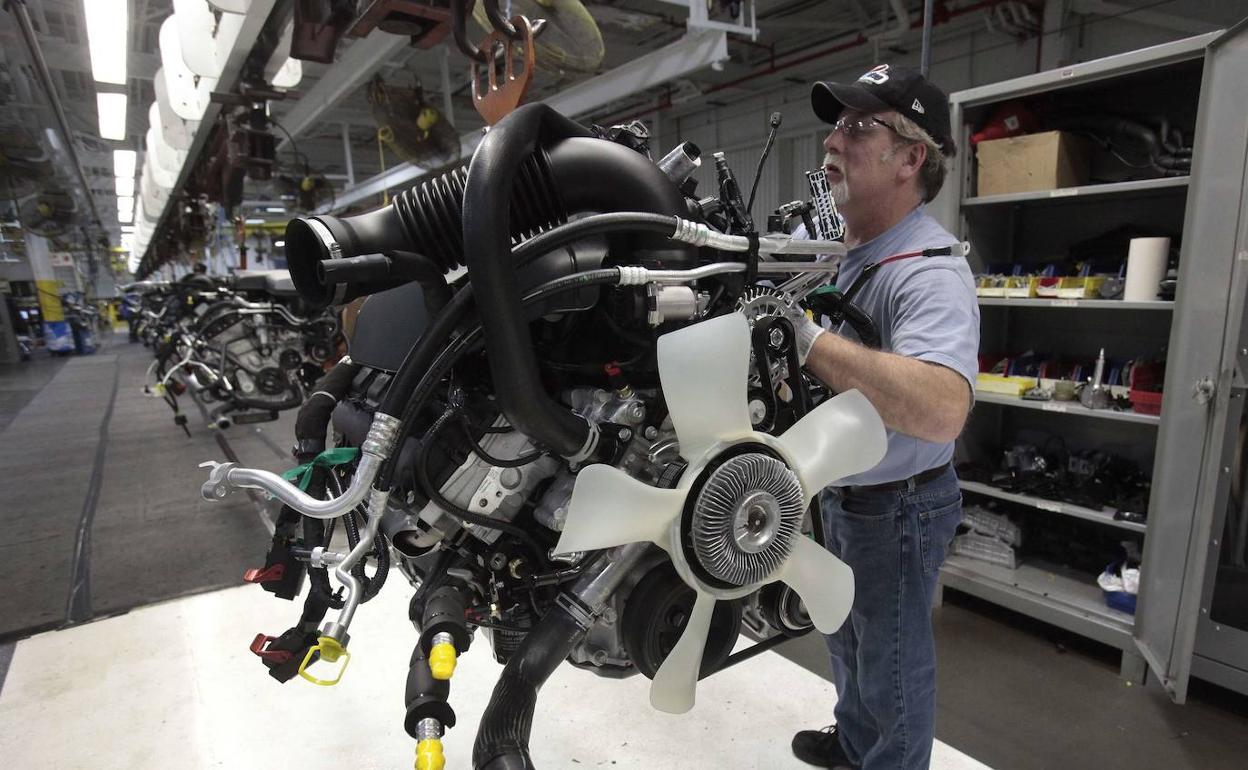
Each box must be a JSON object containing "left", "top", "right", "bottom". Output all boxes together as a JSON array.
[
  {"left": 415, "top": 739, "right": 445, "bottom": 770},
  {"left": 298, "top": 636, "right": 351, "bottom": 686},
  {"left": 429, "top": 642, "right": 458, "bottom": 680}
]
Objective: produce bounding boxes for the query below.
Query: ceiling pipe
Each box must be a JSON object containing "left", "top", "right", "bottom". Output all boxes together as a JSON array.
[
  {"left": 599, "top": 0, "right": 1004, "bottom": 125},
  {"left": 6, "top": 0, "right": 104, "bottom": 230}
]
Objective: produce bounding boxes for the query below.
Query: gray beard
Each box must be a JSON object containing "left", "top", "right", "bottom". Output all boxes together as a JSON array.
[{"left": 827, "top": 179, "right": 850, "bottom": 206}]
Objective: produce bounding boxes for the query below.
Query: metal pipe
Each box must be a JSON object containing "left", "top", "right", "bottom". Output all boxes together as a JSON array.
[
  {"left": 8, "top": 0, "right": 103, "bottom": 227},
  {"left": 921, "top": 0, "right": 935, "bottom": 76},
  {"left": 324, "top": 486, "right": 391, "bottom": 638},
  {"left": 199, "top": 413, "right": 401, "bottom": 517}
]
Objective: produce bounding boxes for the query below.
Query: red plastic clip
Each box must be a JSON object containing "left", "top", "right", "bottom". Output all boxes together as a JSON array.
[
  {"left": 243, "top": 564, "right": 286, "bottom": 584},
  {"left": 250, "top": 633, "right": 293, "bottom": 664}
]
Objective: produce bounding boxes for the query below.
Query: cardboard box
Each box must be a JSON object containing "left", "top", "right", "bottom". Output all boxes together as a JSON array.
[{"left": 976, "top": 131, "right": 1090, "bottom": 197}]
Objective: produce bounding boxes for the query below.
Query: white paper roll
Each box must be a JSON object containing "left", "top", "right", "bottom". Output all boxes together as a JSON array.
[{"left": 1123, "top": 237, "right": 1170, "bottom": 302}]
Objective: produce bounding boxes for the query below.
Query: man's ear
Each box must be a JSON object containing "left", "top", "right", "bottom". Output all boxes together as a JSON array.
[{"left": 896, "top": 141, "right": 926, "bottom": 184}]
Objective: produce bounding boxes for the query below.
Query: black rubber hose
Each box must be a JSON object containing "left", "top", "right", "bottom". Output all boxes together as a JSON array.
[
  {"left": 459, "top": 415, "right": 544, "bottom": 467},
  {"left": 413, "top": 405, "right": 549, "bottom": 567},
  {"left": 462, "top": 104, "right": 690, "bottom": 459},
  {"left": 514, "top": 212, "right": 679, "bottom": 269},
  {"left": 405, "top": 643, "right": 457, "bottom": 740},
  {"left": 420, "top": 585, "right": 473, "bottom": 654},
  {"left": 842, "top": 301, "right": 881, "bottom": 350},
  {"left": 294, "top": 359, "right": 361, "bottom": 460},
  {"left": 472, "top": 598, "right": 590, "bottom": 770}
]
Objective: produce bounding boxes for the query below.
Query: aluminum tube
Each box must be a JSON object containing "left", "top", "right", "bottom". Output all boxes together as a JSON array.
[
  {"left": 621, "top": 261, "right": 841, "bottom": 286},
  {"left": 200, "top": 413, "right": 400, "bottom": 517},
  {"left": 210, "top": 454, "right": 382, "bottom": 519},
  {"left": 329, "top": 487, "right": 390, "bottom": 633},
  {"left": 8, "top": 0, "right": 102, "bottom": 226}
]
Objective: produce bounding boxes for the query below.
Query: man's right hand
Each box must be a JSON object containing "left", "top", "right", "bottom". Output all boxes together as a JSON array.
[{"left": 786, "top": 306, "right": 827, "bottom": 367}]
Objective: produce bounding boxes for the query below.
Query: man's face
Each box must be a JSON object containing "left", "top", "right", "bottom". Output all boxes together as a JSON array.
[{"left": 822, "top": 109, "right": 904, "bottom": 210}]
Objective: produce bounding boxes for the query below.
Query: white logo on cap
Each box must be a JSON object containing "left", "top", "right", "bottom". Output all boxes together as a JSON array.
[
  {"left": 912, "top": 99, "right": 925, "bottom": 114},
  {"left": 858, "top": 64, "right": 890, "bottom": 85}
]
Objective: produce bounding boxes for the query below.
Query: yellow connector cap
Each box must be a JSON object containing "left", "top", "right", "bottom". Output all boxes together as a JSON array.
[
  {"left": 298, "top": 635, "right": 351, "bottom": 686},
  {"left": 429, "top": 642, "right": 458, "bottom": 680},
  {"left": 416, "top": 738, "right": 445, "bottom": 770}
]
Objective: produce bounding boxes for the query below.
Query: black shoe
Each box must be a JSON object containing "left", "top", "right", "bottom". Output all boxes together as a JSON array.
[{"left": 791, "top": 725, "right": 860, "bottom": 769}]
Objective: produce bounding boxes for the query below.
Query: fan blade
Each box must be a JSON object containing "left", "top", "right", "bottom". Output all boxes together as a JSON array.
[
  {"left": 778, "top": 389, "right": 886, "bottom": 495},
  {"left": 774, "top": 535, "right": 855, "bottom": 634},
  {"left": 657, "top": 313, "right": 754, "bottom": 463},
  {"left": 649, "top": 592, "right": 716, "bottom": 714},
  {"left": 553, "top": 464, "right": 684, "bottom": 555}
]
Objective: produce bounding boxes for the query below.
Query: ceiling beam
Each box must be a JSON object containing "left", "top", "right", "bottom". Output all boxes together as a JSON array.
[{"left": 274, "top": 32, "right": 411, "bottom": 153}]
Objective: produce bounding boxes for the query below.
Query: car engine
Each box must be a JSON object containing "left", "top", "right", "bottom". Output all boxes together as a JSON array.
[{"left": 198, "top": 104, "right": 890, "bottom": 770}]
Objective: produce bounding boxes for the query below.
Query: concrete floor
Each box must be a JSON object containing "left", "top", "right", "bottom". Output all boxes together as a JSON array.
[
  {"left": 1, "top": 334, "right": 1246, "bottom": 769},
  {"left": 780, "top": 593, "right": 1248, "bottom": 770},
  {"left": 0, "top": 584, "right": 989, "bottom": 770}
]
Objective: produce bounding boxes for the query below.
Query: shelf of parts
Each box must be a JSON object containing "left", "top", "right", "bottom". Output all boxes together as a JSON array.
[
  {"left": 962, "top": 175, "right": 1190, "bottom": 206},
  {"left": 974, "top": 391, "right": 1161, "bottom": 425},
  {"left": 958, "top": 480, "right": 1148, "bottom": 534},
  {"left": 977, "top": 297, "right": 1174, "bottom": 310},
  {"left": 939, "top": 555, "right": 1136, "bottom": 650}
]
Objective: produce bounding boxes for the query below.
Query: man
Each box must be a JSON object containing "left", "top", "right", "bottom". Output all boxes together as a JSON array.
[{"left": 787, "top": 64, "right": 980, "bottom": 770}]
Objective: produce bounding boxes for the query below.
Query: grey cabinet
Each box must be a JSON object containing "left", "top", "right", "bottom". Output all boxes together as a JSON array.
[{"left": 932, "top": 25, "right": 1248, "bottom": 703}]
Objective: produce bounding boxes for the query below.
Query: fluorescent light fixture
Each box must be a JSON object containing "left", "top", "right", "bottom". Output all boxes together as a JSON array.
[
  {"left": 84, "top": 0, "right": 128, "bottom": 85},
  {"left": 274, "top": 241, "right": 285, "bottom": 248},
  {"left": 114, "top": 149, "right": 137, "bottom": 178},
  {"left": 115, "top": 177, "right": 135, "bottom": 198},
  {"left": 118, "top": 207, "right": 133, "bottom": 224},
  {"left": 244, "top": 218, "right": 265, "bottom": 225},
  {"left": 265, "top": 207, "right": 286, "bottom": 213},
  {"left": 117, "top": 196, "right": 135, "bottom": 212},
  {"left": 97, "top": 92, "right": 128, "bottom": 140}
]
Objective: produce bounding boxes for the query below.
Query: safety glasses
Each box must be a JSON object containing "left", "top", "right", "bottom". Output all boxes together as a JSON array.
[{"left": 829, "top": 116, "right": 899, "bottom": 141}]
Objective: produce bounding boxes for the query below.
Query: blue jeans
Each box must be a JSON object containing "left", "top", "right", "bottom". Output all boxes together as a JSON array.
[{"left": 819, "top": 465, "right": 963, "bottom": 770}]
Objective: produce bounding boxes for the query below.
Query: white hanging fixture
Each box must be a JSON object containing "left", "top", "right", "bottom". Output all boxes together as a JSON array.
[
  {"left": 174, "top": 0, "right": 245, "bottom": 79},
  {"left": 554, "top": 312, "right": 886, "bottom": 714},
  {"left": 160, "top": 17, "right": 217, "bottom": 121},
  {"left": 144, "top": 128, "right": 180, "bottom": 189},
  {"left": 154, "top": 69, "right": 196, "bottom": 151},
  {"left": 148, "top": 103, "right": 188, "bottom": 176}
]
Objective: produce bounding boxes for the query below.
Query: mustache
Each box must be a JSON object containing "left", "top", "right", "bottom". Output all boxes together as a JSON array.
[{"left": 822, "top": 153, "right": 842, "bottom": 172}]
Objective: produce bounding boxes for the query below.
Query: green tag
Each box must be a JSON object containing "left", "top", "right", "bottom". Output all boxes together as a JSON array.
[{"left": 281, "top": 446, "right": 361, "bottom": 491}]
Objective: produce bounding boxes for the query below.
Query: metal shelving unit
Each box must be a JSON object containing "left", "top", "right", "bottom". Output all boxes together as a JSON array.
[
  {"left": 962, "top": 175, "right": 1190, "bottom": 206},
  {"left": 929, "top": 32, "right": 1242, "bottom": 692},
  {"left": 977, "top": 298, "right": 1174, "bottom": 310},
  {"left": 974, "top": 392, "right": 1161, "bottom": 425},
  {"left": 940, "top": 556, "right": 1136, "bottom": 650},
  {"left": 958, "top": 480, "right": 1148, "bottom": 533}
]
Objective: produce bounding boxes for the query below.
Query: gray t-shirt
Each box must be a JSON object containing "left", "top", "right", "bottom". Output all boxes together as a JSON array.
[{"left": 797, "top": 204, "right": 980, "bottom": 485}]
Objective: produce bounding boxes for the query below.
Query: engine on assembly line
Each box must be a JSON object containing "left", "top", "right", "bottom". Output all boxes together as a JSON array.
[{"left": 201, "top": 104, "right": 896, "bottom": 770}]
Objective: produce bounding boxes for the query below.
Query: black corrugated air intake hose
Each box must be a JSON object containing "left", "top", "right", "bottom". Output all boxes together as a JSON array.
[
  {"left": 471, "top": 597, "right": 590, "bottom": 770},
  {"left": 284, "top": 153, "right": 565, "bottom": 307}
]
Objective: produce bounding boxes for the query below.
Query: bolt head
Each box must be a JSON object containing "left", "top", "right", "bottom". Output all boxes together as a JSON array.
[{"left": 769, "top": 327, "right": 785, "bottom": 348}]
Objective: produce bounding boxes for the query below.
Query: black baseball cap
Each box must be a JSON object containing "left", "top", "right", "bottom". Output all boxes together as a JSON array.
[{"left": 812, "top": 64, "right": 955, "bottom": 156}]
